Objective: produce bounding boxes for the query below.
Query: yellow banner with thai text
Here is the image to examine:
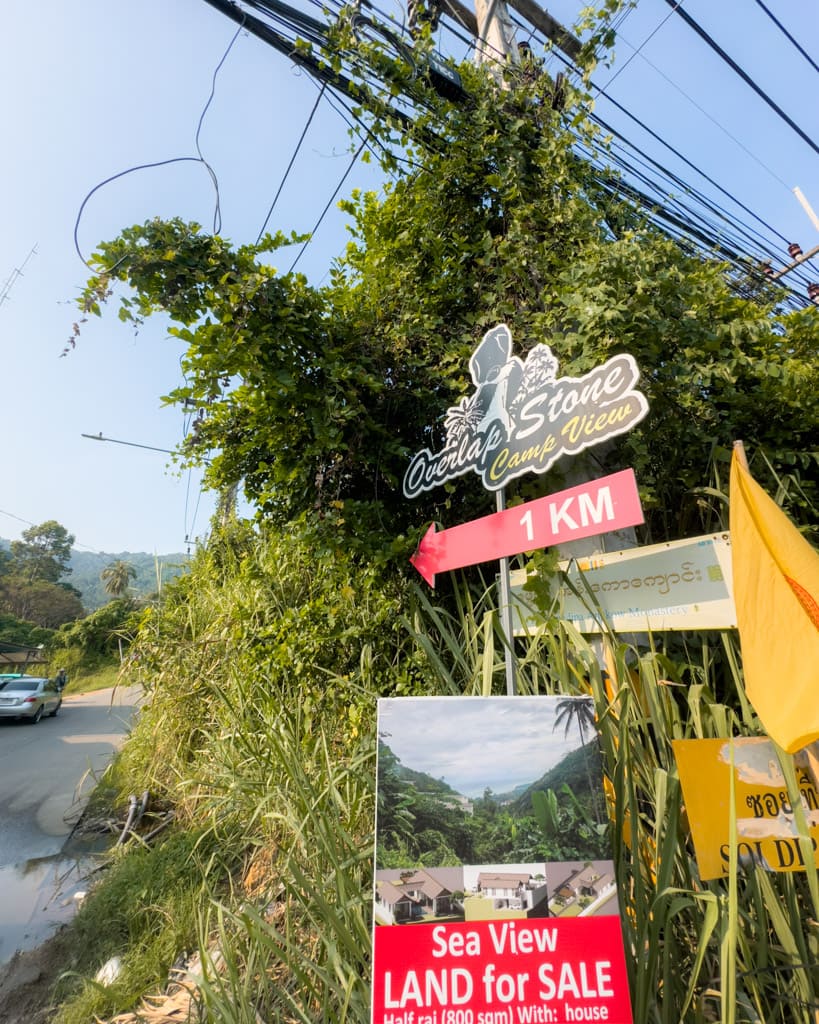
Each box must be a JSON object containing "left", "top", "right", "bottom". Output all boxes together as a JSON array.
[{"left": 673, "top": 737, "right": 819, "bottom": 880}]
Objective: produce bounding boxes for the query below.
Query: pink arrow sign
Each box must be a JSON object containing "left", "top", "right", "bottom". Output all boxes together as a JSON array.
[{"left": 410, "top": 468, "right": 643, "bottom": 586}]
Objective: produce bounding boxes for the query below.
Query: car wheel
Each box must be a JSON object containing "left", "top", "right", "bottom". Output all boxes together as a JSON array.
[
  {"left": 30, "top": 705, "right": 44, "bottom": 724},
  {"left": 49, "top": 700, "right": 61, "bottom": 718}
]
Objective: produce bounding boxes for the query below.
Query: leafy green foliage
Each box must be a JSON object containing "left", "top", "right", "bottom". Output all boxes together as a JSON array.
[
  {"left": 75, "top": 66, "right": 818, "bottom": 555},
  {"left": 54, "top": 829, "right": 236, "bottom": 1024},
  {"left": 376, "top": 736, "right": 608, "bottom": 867},
  {"left": 0, "top": 520, "right": 85, "bottom": 628},
  {"left": 67, "top": 547, "right": 189, "bottom": 611},
  {"left": 9, "top": 519, "right": 74, "bottom": 583},
  {"left": 51, "top": 510, "right": 819, "bottom": 1024},
  {"left": 0, "top": 576, "right": 84, "bottom": 628},
  {"left": 52, "top": 598, "right": 139, "bottom": 659},
  {"left": 0, "top": 612, "right": 54, "bottom": 647},
  {"left": 57, "top": 17, "right": 819, "bottom": 1024}
]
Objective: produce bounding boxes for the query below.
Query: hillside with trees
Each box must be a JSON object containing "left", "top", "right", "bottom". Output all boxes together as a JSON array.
[
  {"left": 26, "top": 18, "right": 819, "bottom": 1024},
  {"left": 68, "top": 548, "right": 189, "bottom": 610},
  {"left": 376, "top": 738, "right": 608, "bottom": 868},
  {"left": 0, "top": 527, "right": 187, "bottom": 684},
  {"left": 1, "top": 534, "right": 189, "bottom": 614}
]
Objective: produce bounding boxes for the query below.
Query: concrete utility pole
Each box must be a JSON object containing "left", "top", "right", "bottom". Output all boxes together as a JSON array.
[
  {"left": 768, "top": 188, "right": 819, "bottom": 300},
  {"left": 471, "top": 0, "right": 581, "bottom": 69},
  {"left": 407, "top": 0, "right": 581, "bottom": 67},
  {"left": 474, "top": 0, "right": 518, "bottom": 67}
]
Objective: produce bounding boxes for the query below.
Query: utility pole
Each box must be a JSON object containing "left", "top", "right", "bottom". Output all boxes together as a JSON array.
[
  {"left": 472, "top": 0, "right": 582, "bottom": 68},
  {"left": 765, "top": 187, "right": 819, "bottom": 306},
  {"left": 474, "top": 0, "right": 518, "bottom": 67}
]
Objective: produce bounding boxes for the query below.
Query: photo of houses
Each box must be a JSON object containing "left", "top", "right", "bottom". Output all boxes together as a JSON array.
[
  {"left": 374, "top": 860, "right": 618, "bottom": 925},
  {"left": 374, "top": 696, "right": 620, "bottom": 926}
]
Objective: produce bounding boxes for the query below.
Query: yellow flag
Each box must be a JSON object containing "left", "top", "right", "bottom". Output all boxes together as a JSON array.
[{"left": 730, "top": 449, "right": 819, "bottom": 753}]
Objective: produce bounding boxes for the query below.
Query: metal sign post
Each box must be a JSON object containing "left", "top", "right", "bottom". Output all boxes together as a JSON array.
[
  {"left": 405, "top": 323, "right": 651, "bottom": 695},
  {"left": 495, "top": 486, "right": 517, "bottom": 695}
]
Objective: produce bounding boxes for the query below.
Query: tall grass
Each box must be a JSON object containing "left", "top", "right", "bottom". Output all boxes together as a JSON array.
[
  {"left": 408, "top": 575, "right": 819, "bottom": 1024},
  {"left": 54, "top": 518, "right": 819, "bottom": 1024}
]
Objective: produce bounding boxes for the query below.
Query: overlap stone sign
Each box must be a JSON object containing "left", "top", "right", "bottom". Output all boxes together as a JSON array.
[
  {"left": 403, "top": 324, "right": 649, "bottom": 499},
  {"left": 404, "top": 324, "right": 650, "bottom": 583}
]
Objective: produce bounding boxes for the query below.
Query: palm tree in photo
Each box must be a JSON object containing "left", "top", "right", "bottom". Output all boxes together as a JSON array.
[
  {"left": 553, "top": 697, "right": 602, "bottom": 824},
  {"left": 100, "top": 559, "right": 137, "bottom": 598},
  {"left": 554, "top": 697, "right": 596, "bottom": 747}
]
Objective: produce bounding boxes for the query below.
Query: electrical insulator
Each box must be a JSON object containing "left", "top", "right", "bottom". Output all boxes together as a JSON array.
[{"left": 788, "top": 242, "right": 803, "bottom": 259}]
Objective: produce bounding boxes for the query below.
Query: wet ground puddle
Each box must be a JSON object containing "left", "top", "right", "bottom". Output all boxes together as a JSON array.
[{"left": 0, "top": 835, "right": 110, "bottom": 967}]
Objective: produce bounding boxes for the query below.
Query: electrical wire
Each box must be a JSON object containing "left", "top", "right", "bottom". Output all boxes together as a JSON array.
[
  {"left": 211, "top": 0, "right": 814, "bottom": 308},
  {"left": 287, "top": 137, "right": 369, "bottom": 273},
  {"left": 255, "top": 82, "right": 328, "bottom": 242},
  {"left": 594, "top": 2, "right": 680, "bottom": 93},
  {"left": 608, "top": 28, "right": 793, "bottom": 192},
  {"left": 336, "top": 0, "right": 805, "bottom": 265},
  {"left": 320, "top": 83, "right": 414, "bottom": 174},
  {"left": 661, "top": 0, "right": 819, "bottom": 160},
  {"left": 183, "top": 466, "right": 195, "bottom": 544},
  {"left": 495, "top": 11, "right": 810, "bottom": 271},
  {"left": 196, "top": 15, "right": 247, "bottom": 232},
  {"left": 187, "top": 481, "right": 206, "bottom": 546},
  {"left": 589, "top": 108, "right": 788, "bottom": 255},
  {"left": 0, "top": 508, "right": 102, "bottom": 553},
  {"left": 74, "top": 157, "right": 220, "bottom": 270},
  {"left": 74, "top": 16, "right": 245, "bottom": 268},
  {"left": 750, "top": 0, "right": 819, "bottom": 76},
  {"left": 544, "top": 42, "right": 793, "bottom": 246}
]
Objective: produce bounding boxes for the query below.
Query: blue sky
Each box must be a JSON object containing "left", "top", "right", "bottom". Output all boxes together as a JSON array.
[{"left": 1, "top": 0, "right": 815, "bottom": 555}]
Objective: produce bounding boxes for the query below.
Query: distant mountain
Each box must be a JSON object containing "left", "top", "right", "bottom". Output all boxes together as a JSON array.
[
  {"left": 382, "top": 740, "right": 601, "bottom": 812},
  {"left": 493, "top": 782, "right": 532, "bottom": 804},
  {"left": 68, "top": 549, "right": 190, "bottom": 610},
  {"left": 511, "top": 740, "right": 603, "bottom": 814},
  {"left": 380, "top": 741, "right": 464, "bottom": 798},
  {"left": 0, "top": 538, "right": 190, "bottom": 611},
  {"left": 398, "top": 761, "right": 463, "bottom": 798}
]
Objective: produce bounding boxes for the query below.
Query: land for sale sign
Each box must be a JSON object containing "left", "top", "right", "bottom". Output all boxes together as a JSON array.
[{"left": 372, "top": 697, "right": 633, "bottom": 1024}]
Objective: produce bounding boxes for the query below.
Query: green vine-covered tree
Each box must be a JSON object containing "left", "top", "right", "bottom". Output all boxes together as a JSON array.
[{"left": 73, "top": 61, "right": 818, "bottom": 557}]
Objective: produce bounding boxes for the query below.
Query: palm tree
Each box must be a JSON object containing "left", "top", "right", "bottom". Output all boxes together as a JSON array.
[
  {"left": 100, "top": 560, "right": 137, "bottom": 598},
  {"left": 554, "top": 696, "right": 596, "bottom": 747},
  {"left": 553, "top": 697, "right": 602, "bottom": 824}
]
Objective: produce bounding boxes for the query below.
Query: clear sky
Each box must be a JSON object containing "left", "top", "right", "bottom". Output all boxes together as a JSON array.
[
  {"left": 378, "top": 696, "right": 590, "bottom": 796},
  {"left": 1, "top": 0, "right": 815, "bottom": 555}
]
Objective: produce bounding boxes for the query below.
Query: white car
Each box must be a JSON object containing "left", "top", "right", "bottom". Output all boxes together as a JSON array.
[{"left": 0, "top": 675, "right": 62, "bottom": 723}]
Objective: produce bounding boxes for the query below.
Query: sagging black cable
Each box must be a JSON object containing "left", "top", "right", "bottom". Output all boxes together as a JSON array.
[
  {"left": 662, "top": 0, "right": 819, "bottom": 161},
  {"left": 74, "top": 15, "right": 245, "bottom": 267},
  {"left": 206, "top": 0, "right": 808, "bottom": 302},
  {"left": 589, "top": 113, "right": 787, "bottom": 260},
  {"left": 256, "top": 83, "right": 328, "bottom": 243},
  {"left": 287, "top": 138, "right": 369, "bottom": 273},
  {"left": 588, "top": 85, "right": 790, "bottom": 245},
  {"left": 751, "top": 0, "right": 819, "bottom": 76}
]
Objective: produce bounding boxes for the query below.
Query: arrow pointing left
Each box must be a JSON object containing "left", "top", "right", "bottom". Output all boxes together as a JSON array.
[{"left": 410, "top": 469, "right": 643, "bottom": 586}]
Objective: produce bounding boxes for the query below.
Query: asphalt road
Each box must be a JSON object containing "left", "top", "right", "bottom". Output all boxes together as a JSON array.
[{"left": 0, "top": 686, "right": 141, "bottom": 868}]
